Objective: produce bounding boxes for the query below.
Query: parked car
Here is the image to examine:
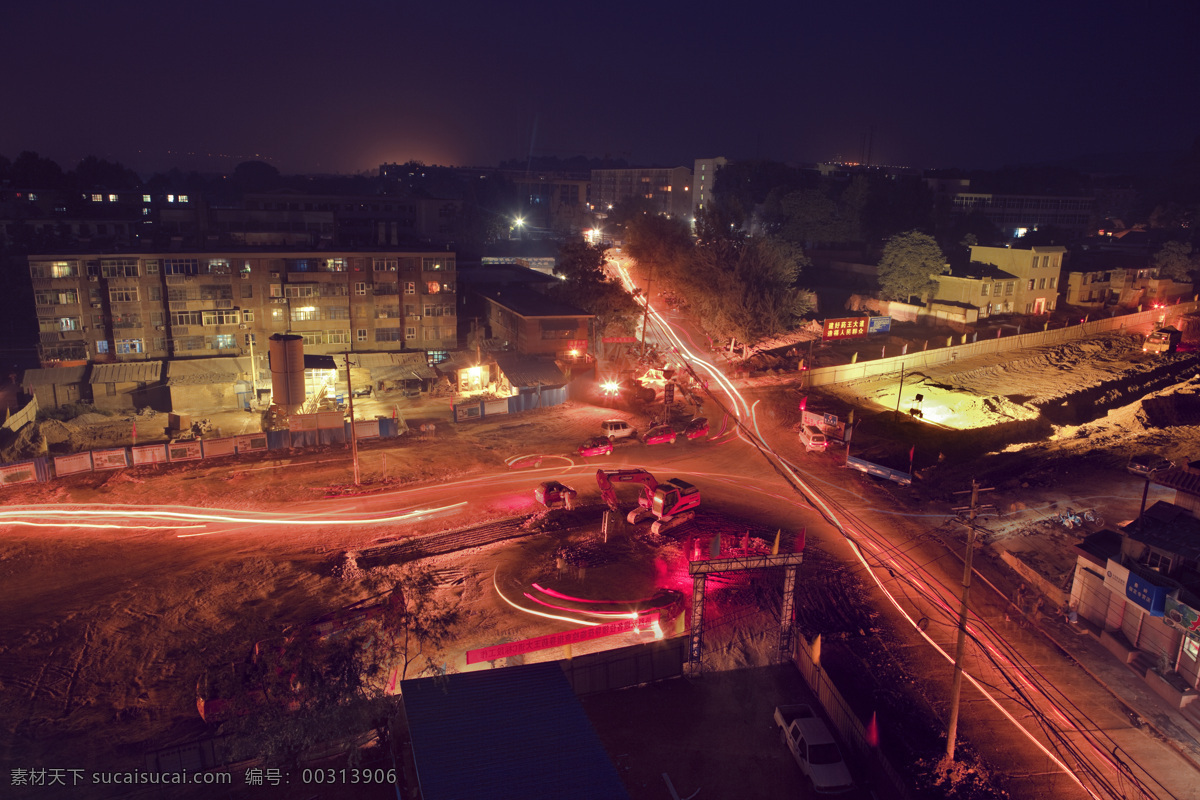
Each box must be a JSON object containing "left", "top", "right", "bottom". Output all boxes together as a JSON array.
[
  {"left": 774, "top": 704, "right": 854, "bottom": 794},
  {"left": 641, "top": 425, "right": 678, "bottom": 446},
  {"left": 1127, "top": 453, "right": 1172, "bottom": 476},
  {"left": 577, "top": 436, "right": 614, "bottom": 458},
  {"left": 684, "top": 417, "right": 709, "bottom": 440},
  {"left": 534, "top": 481, "right": 577, "bottom": 510},
  {"left": 600, "top": 419, "right": 638, "bottom": 441}
]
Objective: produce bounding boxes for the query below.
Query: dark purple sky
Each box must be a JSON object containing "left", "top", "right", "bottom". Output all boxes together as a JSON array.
[{"left": 4, "top": 1, "right": 1199, "bottom": 176}]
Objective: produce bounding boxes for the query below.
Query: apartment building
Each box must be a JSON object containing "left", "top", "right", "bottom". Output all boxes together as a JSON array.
[
  {"left": 692, "top": 157, "right": 728, "bottom": 217},
  {"left": 590, "top": 167, "right": 692, "bottom": 218},
  {"left": 948, "top": 193, "right": 1095, "bottom": 239},
  {"left": 29, "top": 250, "right": 457, "bottom": 367}
]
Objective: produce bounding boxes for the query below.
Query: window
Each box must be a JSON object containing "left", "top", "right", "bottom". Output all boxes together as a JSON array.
[
  {"left": 427, "top": 281, "right": 441, "bottom": 294},
  {"left": 406, "top": 327, "right": 417, "bottom": 340},
  {"left": 284, "top": 284, "right": 317, "bottom": 298},
  {"left": 171, "top": 310, "right": 204, "bottom": 326},
  {"left": 326, "top": 258, "right": 347, "bottom": 272},
  {"left": 202, "top": 310, "right": 241, "bottom": 326},
  {"left": 326, "top": 306, "right": 351, "bottom": 320},
  {"left": 241, "top": 284, "right": 253, "bottom": 299},
  {"left": 30, "top": 261, "right": 79, "bottom": 279},
  {"left": 207, "top": 259, "right": 231, "bottom": 274},
  {"left": 422, "top": 258, "right": 445, "bottom": 272},
  {"left": 375, "top": 327, "right": 403, "bottom": 342},
  {"left": 327, "top": 330, "right": 350, "bottom": 344},
  {"left": 163, "top": 259, "right": 200, "bottom": 275},
  {"left": 115, "top": 338, "right": 144, "bottom": 354},
  {"left": 291, "top": 307, "right": 319, "bottom": 322},
  {"left": 270, "top": 284, "right": 282, "bottom": 298},
  {"left": 96, "top": 341, "right": 109, "bottom": 354},
  {"left": 1145, "top": 550, "right": 1171, "bottom": 572},
  {"left": 242, "top": 309, "right": 254, "bottom": 323},
  {"left": 101, "top": 259, "right": 139, "bottom": 278},
  {"left": 357, "top": 328, "right": 367, "bottom": 342},
  {"left": 1027, "top": 279, "right": 1034, "bottom": 291},
  {"left": 1038, "top": 278, "right": 1046, "bottom": 290},
  {"left": 1025, "top": 303, "right": 1033, "bottom": 314},
  {"left": 373, "top": 259, "right": 398, "bottom": 272},
  {"left": 91, "top": 194, "right": 103, "bottom": 202},
  {"left": 1050, "top": 277, "right": 1057, "bottom": 289},
  {"left": 149, "top": 286, "right": 161, "bottom": 301},
  {"left": 405, "top": 282, "right": 416, "bottom": 295},
  {"left": 355, "top": 282, "right": 367, "bottom": 296},
  {"left": 211, "top": 334, "right": 235, "bottom": 349},
  {"left": 145, "top": 260, "right": 159, "bottom": 275},
  {"left": 110, "top": 287, "right": 140, "bottom": 303},
  {"left": 36, "top": 289, "right": 79, "bottom": 305},
  {"left": 1005, "top": 282, "right": 1014, "bottom": 296},
  {"left": 980, "top": 284, "right": 989, "bottom": 297},
  {"left": 142, "top": 194, "right": 151, "bottom": 203}
]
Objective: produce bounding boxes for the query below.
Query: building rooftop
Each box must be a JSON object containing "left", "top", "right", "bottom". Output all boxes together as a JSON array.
[
  {"left": 400, "top": 662, "right": 629, "bottom": 800},
  {"left": 486, "top": 285, "right": 592, "bottom": 318}
]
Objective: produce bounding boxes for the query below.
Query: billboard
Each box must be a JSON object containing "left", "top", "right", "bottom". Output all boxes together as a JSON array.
[
  {"left": 868, "top": 316, "right": 892, "bottom": 334},
  {"left": 822, "top": 317, "right": 869, "bottom": 340}
]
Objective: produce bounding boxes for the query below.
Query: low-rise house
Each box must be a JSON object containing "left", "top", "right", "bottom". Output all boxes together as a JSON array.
[
  {"left": 22, "top": 365, "right": 89, "bottom": 409},
  {"left": 1071, "top": 461, "right": 1200, "bottom": 710},
  {"left": 1063, "top": 251, "right": 1193, "bottom": 310},
  {"left": 88, "top": 361, "right": 164, "bottom": 412}
]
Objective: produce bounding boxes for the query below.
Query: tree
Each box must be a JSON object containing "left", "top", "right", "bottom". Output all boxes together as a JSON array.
[
  {"left": 683, "top": 236, "right": 814, "bottom": 354},
  {"left": 363, "top": 567, "right": 462, "bottom": 684},
  {"left": 876, "top": 231, "right": 945, "bottom": 302},
  {"left": 1153, "top": 241, "right": 1199, "bottom": 282},
  {"left": 623, "top": 214, "right": 693, "bottom": 284},
  {"left": 550, "top": 241, "right": 640, "bottom": 349}
]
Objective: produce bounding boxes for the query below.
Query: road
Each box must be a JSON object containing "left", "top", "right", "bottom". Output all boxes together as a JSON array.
[{"left": 614, "top": 260, "right": 1198, "bottom": 800}]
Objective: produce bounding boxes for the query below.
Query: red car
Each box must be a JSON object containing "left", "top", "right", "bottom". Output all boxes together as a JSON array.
[
  {"left": 641, "top": 425, "right": 678, "bottom": 446},
  {"left": 577, "top": 436, "right": 615, "bottom": 457},
  {"left": 684, "top": 417, "right": 709, "bottom": 439}
]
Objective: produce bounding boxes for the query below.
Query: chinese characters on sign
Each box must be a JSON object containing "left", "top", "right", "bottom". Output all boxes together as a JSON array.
[{"left": 822, "top": 317, "right": 869, "bottom": 341}]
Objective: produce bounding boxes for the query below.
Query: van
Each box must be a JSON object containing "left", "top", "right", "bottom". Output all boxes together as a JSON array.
[{"left": 800, "top": 425, "right": 828, "bottom": 453}]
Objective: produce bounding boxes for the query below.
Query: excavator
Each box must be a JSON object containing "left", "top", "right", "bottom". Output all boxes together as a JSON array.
[{"left": 595, "top": 468, "right": 700, "bottom": 534}]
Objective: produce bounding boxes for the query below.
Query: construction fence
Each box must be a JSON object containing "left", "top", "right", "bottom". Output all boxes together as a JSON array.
[
  {"left": 0, "top": 415, "right": 406, "bottom": 488},
  {"left": 804, "top": 301, "right": 1200, "bottom": 388}
]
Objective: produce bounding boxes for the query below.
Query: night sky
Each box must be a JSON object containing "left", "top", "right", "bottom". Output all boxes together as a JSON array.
[{"left": 4, "top": 1, "right": 1199, "bottom": 176}]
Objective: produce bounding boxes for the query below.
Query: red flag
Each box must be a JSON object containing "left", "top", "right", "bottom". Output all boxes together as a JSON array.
[
  {"left": 799, "top": 396, "right": 807, "bottom": 412},
  {"left": 132, "top": 419, "right": 137, "bottom": 444},
  {"left": 909, "top": 445, "right": 915, "bottom": 461}
]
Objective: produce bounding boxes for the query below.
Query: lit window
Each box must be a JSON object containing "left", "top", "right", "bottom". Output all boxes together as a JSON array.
[
  {"left": 178, "top": 195, "right": 188, "bottom": 203},
  {"left": 91, "top": 194, "right": 103, "bottom": 202},
  {"left": 355, "top": 282, "right": 366, "bottom": 295},
  {"left": 167, "top": 195, "right": 175, "bottom": 202},
  {"left": 143, "top": 195, "right": 151, "bottom": 203}
]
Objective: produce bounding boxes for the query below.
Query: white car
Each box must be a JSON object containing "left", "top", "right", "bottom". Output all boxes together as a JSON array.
[{"left": 600, "top": 419, "right": 638, "bottom": 442}]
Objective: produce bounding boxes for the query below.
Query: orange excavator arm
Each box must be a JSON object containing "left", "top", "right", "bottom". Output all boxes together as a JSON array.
[{"left": 595, "top": 468, "right": 659, "bottom": 512}]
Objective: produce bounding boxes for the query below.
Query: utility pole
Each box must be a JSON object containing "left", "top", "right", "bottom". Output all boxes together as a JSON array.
[
  {"left": 639, "top": 268, "right": 653, "bottom": 355},
  {"left": 945, "top": 478, "right": 994, "bottom": 761},
  {"left": 894, "top": 363, "right": 906, "bottom": 418},
  {"left": 344, "top": 353, "right": 361, "bottom": 486}
]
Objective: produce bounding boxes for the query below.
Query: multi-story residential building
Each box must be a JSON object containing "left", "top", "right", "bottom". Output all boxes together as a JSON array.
[
  {"left": 691, "top": 157, "right": 728, "bottom": 217},
  {"left": 931, "top": 244, "right": 1065, "bottom": 318},
  {"left": 28, "top": 250, "right": 457, "bottom": 366},
  {"left": 946, "top": 192, "right": 1095, "bottom": 239},
  {"left": 590, "top": 167, "right": 692, "bottom": 218},
  {"left": 500, "top": 170, "right": 592, "bottom": 235}
]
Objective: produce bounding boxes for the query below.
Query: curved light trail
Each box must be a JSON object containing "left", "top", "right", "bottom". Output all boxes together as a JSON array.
[{"left": 616, "top": 259, "right": 1165, "bottom": 799}]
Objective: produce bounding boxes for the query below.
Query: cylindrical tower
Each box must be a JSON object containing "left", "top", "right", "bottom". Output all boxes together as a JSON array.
[{"left": 268, "top": 333, "right": 306, "bottom": 414}]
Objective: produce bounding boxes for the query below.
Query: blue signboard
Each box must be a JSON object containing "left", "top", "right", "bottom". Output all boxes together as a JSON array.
[
  {"left": 1126, "top": 573, "right": 1167, "bottom": 616},
  {"left": 868, "top": 316, "right": 891, "bottom": 335}
]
